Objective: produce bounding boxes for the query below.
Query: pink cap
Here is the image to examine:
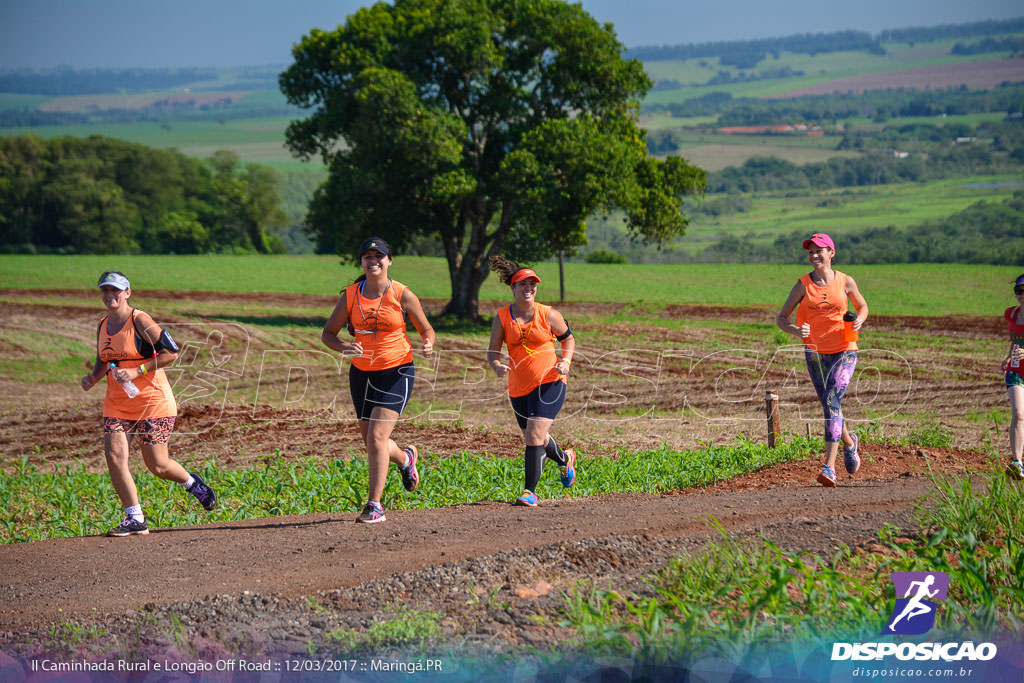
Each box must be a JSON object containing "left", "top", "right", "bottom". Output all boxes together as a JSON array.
[{"left": 802, "top": 233, "right": 835, "bottom": 250}]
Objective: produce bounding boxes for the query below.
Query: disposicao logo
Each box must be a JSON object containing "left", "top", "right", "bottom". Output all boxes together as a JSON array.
[
  {"left": 831, "top": 571, "right": 998, "bottom": 662},
  {"left": 885, "top": 571, "right": 949, "bottom": 635}
]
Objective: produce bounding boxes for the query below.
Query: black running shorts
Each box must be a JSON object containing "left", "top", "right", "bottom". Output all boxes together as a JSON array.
[
  {"left": 349, "top": 362, "right": 415, "bottom": 420},
  {"left": 508, "top": 380, "right": 566, "bottom": 430}
]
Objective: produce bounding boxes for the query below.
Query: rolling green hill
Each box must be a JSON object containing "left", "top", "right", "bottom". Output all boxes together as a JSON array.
[{"left": 2, "top": 18, "right": 1022, "bottom": 260}]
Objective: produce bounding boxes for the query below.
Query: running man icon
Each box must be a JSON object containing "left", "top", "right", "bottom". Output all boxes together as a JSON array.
[{"left": 885, "top": 572, "right": 950, "bottom": 635}]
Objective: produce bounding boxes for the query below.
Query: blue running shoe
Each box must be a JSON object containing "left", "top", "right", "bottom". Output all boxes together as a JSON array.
[
  {"left": 357, "top": 501, "right": 386, "bottom": 524},
  {"left": 559, "top": 449, "right": 577, "bottom": 488},
  {"left": 108, "top": 517, "right": 149, "bottom": 537},
  {"left": 816, "top": 465, "right": 837, "bottom": 488},
  {"left": 187, "top": 471, "right": 217, "bottom": 511},
  {"left": 399, "top": 446, "right": 420, "bottom": 492},
  {"left": 514, "top": 490, "right": 538, "bottom": 507},
  {"left": 843, "top": 434, "right": 861, "bottom": 475}
]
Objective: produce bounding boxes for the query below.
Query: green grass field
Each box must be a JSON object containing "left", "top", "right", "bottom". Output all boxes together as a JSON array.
[
  {"left": 642, "top": 39, "right": 993, "bottom": 85},
  {"left": 648, "top": 112, "right": 1008, "bottom": 136},
  {"left": 566, "top": 466, "right": 1023, "bottom": 661},
  {"left": 0, "top": 116, "right": 321, "bottom": 170},
  {"left": 671, "top": 141, "right": 861, "bottom": 171},
  {"left": 680, "top": 174, "right": 1024, "bottom": 251},
  {"left": 1, "top": 255, "right": 1017, "bottom": 316},
  {"left": 642, "top": 115, "right": 718, "bottom": 130},
  {"left": 0, "top": 93, "right": 54, "bottom": 111},
  {"left": 674, "top": 132, "right": 844, "bottom": 150},
  {"left": 845, "top": 112, "right": 1009, "bottom": 130},
  {"left": 641, "top": 40, "right": 1018, "bottom": 105}
]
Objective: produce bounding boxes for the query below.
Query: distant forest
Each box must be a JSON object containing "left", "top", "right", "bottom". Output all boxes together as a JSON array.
[
  {"left": 628, "top": 17, "right": 1024, "bottom": 68},
  {"left": 0, "top": 135, "right": 288, "bottom": 255},
  {"left": 0, "top": 103, "right": 301, "bottom": 128},
  {"left": 645, "top": 83, "right": 1024, "bottom": 125},
  {"left": 0, "top": 66, "right": 283, "bottom": 96}
]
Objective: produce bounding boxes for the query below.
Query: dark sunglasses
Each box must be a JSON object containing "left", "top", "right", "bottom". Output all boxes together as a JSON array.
[{"left": 1015, "top": 286, "right": 1024, "bottom": 295}]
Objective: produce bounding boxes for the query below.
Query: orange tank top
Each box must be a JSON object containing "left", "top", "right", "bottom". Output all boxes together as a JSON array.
[
  {"left": 498, "top": 303, "right": 566, "bottom": 398},
  {"left": 97, "top": 310, "right": 177, "bottom": 420},
  {"left": 345, "top": 279, "right": 414, "bottom": 371},
  {"left": 796, "top": 271, "right": 857, "bottom": 354}
]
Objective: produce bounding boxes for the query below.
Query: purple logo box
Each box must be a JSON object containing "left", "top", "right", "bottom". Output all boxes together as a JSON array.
[{"left": 884, "top": 572, "right": 950, "bottom": 636}]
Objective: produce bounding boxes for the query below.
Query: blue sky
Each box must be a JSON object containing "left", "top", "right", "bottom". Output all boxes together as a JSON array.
[{"left": 0, "top": 0, "right": 1021, "bottom": 70}]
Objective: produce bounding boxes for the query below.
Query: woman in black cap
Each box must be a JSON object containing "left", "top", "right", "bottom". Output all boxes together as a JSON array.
[{"left": 321, "top": 237, "right": 435, "bottom": 523}]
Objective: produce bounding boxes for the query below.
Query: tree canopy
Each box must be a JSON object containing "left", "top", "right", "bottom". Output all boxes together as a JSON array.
[{"left": 280, "top": 0, "right": 705, "bottom": 318}]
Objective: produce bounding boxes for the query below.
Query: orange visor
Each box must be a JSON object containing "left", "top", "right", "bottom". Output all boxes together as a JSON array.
[{"left": 510, "top": 268, "right": 541, "bottom": 285}]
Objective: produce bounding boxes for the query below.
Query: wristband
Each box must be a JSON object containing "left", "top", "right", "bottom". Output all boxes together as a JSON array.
[{"left": 139, "top": 363, "right": 148, "bottom": 375}]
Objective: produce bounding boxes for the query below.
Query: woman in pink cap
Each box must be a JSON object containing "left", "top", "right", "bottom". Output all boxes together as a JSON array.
[
  {"left": 1002, "top": 274, "right": 1024, "bottom": 481},
  {"left": 486, "top": 255, "right": 577, "bottom": 507},
  {"left": 776, "top": 233, "right": 869, "bottom": 487}
]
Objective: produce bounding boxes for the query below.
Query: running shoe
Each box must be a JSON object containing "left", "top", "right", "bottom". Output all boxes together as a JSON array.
[
  {"left": 816, "top": 465, "right": 837, "bottom": 488},
  {"left": 514, "top": 490, "right": 538, "bottom": 507},
  {"left": 108, "top": 517, "right": 149, "bottom": 537},
  {"left": 187, "top": 472, "right": 217, "bottom": 511},
  {"left": 399, "top": 446, "right": 420, "bottom": 492},
  {"left": 1007, "top": 460, "right": 1024, "bottom": 482},
  {"left": 559, "top": 449, "right": 577, "bottom": 488},
  {"left": 356, "top": 501, "right": 386, "bottom": 524},
  {"left": 843, "top": 434, "right": 861, "bottom": 475}
]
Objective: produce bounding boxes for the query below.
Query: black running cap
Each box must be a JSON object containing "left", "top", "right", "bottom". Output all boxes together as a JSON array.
[{"left": 358, "top": 237, "right": 391, "bottom": 257}]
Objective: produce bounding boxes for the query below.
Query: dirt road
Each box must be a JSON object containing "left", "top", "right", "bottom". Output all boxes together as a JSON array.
[{"left": 0, "top": 443, "right": 995, "bottom": 659}]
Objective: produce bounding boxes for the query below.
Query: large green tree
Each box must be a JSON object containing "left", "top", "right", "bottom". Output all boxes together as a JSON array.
[{"left": 280, "top": 0, "right": 705, "bottom": 318}]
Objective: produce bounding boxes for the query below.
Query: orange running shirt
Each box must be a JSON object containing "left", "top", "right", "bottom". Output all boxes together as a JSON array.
[
  {"left": 345, "top": 280, "right": 414, "bottom": 371},
  {"left": 497, "top": 303, "right": 566, "bottom": 398},
  {"left": 97, "top": 310, "right": 177, "bottom": 420},
  {"left": 796, "top": 271, "right": 857, "bottom": 354}
]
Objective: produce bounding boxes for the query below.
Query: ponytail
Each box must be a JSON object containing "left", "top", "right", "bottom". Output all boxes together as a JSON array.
[{"left": 489, "top": 254, "right": 523, "bottom": 286}]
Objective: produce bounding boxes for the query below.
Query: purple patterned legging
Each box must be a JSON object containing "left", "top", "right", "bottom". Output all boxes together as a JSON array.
[{"left": 804, "top": 350, "right": 858, "bottom": 443}]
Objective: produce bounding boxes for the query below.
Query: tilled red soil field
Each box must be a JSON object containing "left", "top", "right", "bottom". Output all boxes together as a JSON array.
[{"left": 771, "top": 58, "right": 1024, "bottom": 97}]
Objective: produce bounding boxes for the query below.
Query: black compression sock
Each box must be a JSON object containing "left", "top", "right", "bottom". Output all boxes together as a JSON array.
[
  {"left": 545, "top": 435, "right": 567, "bottom": 467},
  {"left": 524, "top": 445, "right": 546, "bottom": 493}
]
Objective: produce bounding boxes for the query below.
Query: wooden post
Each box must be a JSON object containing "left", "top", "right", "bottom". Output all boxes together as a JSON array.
[{"left": 765, "top": 391, "right": 780, "bottom": 448}]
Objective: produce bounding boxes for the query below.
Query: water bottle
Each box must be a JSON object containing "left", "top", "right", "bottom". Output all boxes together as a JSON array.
[
  {"left": 1012, "top": 343, "right": 1021, "bottom": 369},
  {"left": 843, "top": 311, "right": 859, "bottom": 343},
  {"left": 109, "top": 363, "right": 140, "bottom": 398}
]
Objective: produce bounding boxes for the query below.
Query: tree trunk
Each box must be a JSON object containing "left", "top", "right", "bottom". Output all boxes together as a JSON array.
[
  {"left": 442, "top": 260, "right": 489, "bottom": 320},
  {"left": 441, "top": 217, "right": 491, "bottom": 321},
  {"left": 558, "top": 250, "right": 565, "bottom": 302}
]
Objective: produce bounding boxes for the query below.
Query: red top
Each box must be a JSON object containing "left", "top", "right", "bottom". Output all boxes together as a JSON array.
[{"left": 1005, "top": 306, "right": 1024, "bottom": 373}]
